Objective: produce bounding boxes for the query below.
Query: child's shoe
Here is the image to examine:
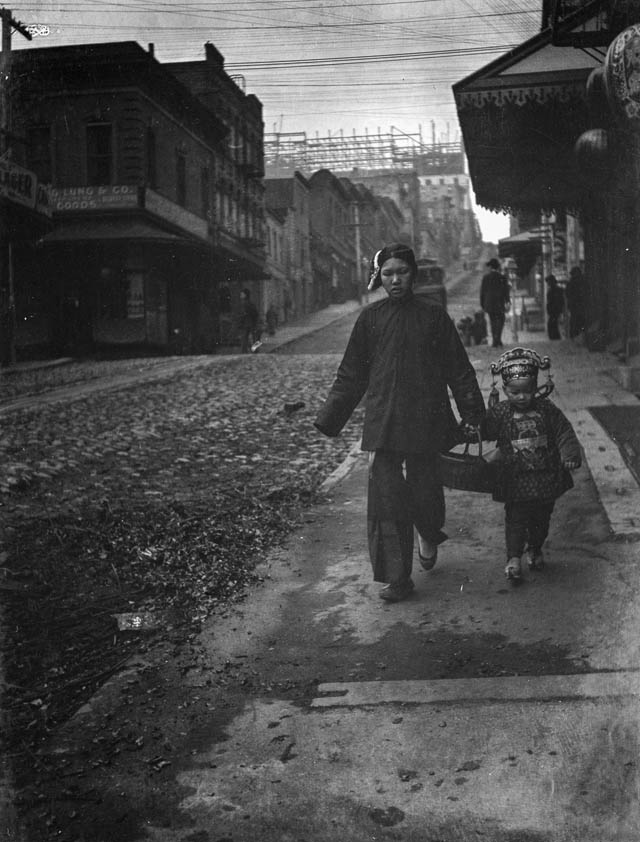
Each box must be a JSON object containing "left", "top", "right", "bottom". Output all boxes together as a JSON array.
[
  {"left": 505, "top": 557, "right": 522, "bottom": 581},
  {"left": 528, "top": 548, "right": 545, "bottom": 570}
]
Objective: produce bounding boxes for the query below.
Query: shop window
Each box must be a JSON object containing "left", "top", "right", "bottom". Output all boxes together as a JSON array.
[
  {"left": 97, "top": 268, "right": 144, "bottom": 320},
  {"left": 28, "top": 125, "right": 52, "bottom": 183},
  {"left": 86, "top": 123, "right": 113, "bottom": 186},
  {"left": 176, "top": 152, "right": 186, "bottom": 206}
]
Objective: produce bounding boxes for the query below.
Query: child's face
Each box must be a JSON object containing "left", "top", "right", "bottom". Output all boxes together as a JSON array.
[
  {"left": 503, "top": 376, "right": 536, "bottom": 410},
  {"left": 380, "top": 257, "right": 414, "bottom": 300}
]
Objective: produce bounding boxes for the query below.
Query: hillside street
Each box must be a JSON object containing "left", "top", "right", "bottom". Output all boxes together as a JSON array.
[{"left": 2, "top": 266, "right": 640, "bottom": 840}]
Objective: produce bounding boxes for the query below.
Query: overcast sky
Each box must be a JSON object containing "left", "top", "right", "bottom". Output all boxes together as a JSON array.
[{"left": 13, "top": 1, "right": 541, "bottom": 241}]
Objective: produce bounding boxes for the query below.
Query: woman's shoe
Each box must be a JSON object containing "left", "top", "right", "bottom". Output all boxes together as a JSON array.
[
  {"left": 379, "top": 579, "right": 415, "bottom": 602},
  {"left": 505, "top": 557, "right": 522, "bottom": 581},
  {"left": 528, "top": 549, "right": 545, "bottom": 570},
  {"left": 419, "top": 548, "right": 438, "bottom": 571}
]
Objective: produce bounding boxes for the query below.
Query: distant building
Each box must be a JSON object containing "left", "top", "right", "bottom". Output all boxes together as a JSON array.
[
  {"left": 308, "top": 170, "right": 356, "bottom": 306},
  {"left": 264, "top": 172, "right": 312, "bottom": 319},
  {"left": 415, "top": 147, "right": 481, "bottom": 265},
  {"left": 263, "top": 207, "right": 287, "bottom": 326},
  {"left": 348, "top": 169, "right": 420, "bottom": 254}
]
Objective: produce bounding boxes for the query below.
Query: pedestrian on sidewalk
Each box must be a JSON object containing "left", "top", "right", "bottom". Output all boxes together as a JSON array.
[
  {"left": 481, "top": 347, "right": 581, "bottom": 582},
  {"left": 314, "top": 243, "right": 485, "bottom": 603},
  {"left": 238, "top": 289, "right": 260, "bottom": 354},
  {"left": 545, "top": 274, "right": 565, "bottom": 340},
  {"left": 480, "top": 258, "right": 511, "bottom": 348}
]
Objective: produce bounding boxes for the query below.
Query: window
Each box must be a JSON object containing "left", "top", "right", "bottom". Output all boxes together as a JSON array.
[
  {"left": 86, "top": 123, "right": 112, "bottom": 186},
  {"left": 97, "top": 267, "right": 143, "bottom": 320},
  {"left": 28, "top": 126, "right": 52, "bottom": 183},
  {"left": 201, "top": 167, "right": 210, "bottom": 218},
  {"left": 176, "top": 153, "right": 186, "bottom": 206},
  {"left": 146, "top": 128, "right": 157, "bottom": 189}
]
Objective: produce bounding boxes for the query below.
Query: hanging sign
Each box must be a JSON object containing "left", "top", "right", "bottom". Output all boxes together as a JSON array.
[
  {"left": 604, "top": 24, "right": 640, "bottom": 125},
  {"left": 0, "top": 161, "right": 37, "bottom": 209}
]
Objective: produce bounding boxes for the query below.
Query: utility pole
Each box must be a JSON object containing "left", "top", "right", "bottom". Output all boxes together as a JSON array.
[{"left": 0, "top": 8, "right": 32, "bottom": 365}]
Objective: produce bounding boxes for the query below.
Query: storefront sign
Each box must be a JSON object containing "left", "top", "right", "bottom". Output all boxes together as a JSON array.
[
  {"left": 50, "top": 185, "right": 139, "bottom": 212},
  {"left": 0, "top": 161, "right": 37, "bottom": 209},
  {"left": 144, "top": 189, "right": 210, "bottom": 242}
]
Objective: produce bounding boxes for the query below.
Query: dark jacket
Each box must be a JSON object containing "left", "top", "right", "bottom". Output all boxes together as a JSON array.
[
  {"left": 314, "top": 292, "right": 485, "bottom": 453},
  {"left": 480, "top": 397, "right": 581, "bottom": 503},
  {"left": 239, "top": 300, "right": 259, "bottom": 331},
  {"left": 546, "top": 285, "right": 565, "bottom": 318},
  {"left": 480, "top": 270, "right": 510, "bottom": 314}
]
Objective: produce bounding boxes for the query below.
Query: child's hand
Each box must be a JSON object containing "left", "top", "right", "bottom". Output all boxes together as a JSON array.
[{"left": 563, "top": 459, "right": 580, "bottom": 471}]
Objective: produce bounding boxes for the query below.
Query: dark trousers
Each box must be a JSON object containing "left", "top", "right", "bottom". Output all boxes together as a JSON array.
[
  {"left": 487, "top": 311, "right": 505, "bottom": 347},
  {"left": 504, "top": 499, "right": 555, "bottom": 559},
  {"left": 367, "top": 450, "right": 447, "bottom": 585},
  {"left": 547, "top": 315, "right": 561, "bottom": 340}
]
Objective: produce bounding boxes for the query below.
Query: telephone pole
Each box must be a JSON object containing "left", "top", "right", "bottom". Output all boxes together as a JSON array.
[{"left": 0, "top": 8, "right": 31, "bottom": 365}]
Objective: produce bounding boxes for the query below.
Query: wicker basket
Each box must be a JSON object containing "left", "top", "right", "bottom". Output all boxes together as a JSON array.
[{"left": 438, "top": 430, "right": 495, "bottom": 494}]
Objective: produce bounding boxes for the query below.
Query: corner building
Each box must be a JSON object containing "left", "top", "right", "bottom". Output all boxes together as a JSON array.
[{"left": 11, "top": 41, "right": 266, "bottom": 358}]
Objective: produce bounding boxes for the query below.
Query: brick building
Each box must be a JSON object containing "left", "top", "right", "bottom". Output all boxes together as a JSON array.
[
  {"left": 9, "top": 40, "right": 266, "bottom": 358},
  {"left": 264, "top": 172, "right": 312, "bottom": 320}
]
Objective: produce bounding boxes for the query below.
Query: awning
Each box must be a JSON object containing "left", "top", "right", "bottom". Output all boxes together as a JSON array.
[
  {"left": 41, "top": 218, "right": 187, "bottom": 243},
  {"left": 453, "top": 15, "right": 602, "bottom": 213},
  {"left": 498, "top": 229, "right": 544, "bottom": 262}
]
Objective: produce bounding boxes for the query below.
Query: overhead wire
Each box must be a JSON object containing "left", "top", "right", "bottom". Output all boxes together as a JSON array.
[{"left": 15, "top": 0, "right": 538, "bottom": 136}]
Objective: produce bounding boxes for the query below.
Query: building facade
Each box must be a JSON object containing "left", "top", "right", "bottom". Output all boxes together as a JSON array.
[
  {"left": 9, "top": 40, "right": 266, "bottom": 358},
  {"left": 455, "top": 0, "right": 640, "bottom": 359},
  {"left": 264, "top": 172, "right": 312, "bottom": 319},
  {"left": 415, "top": 147, "right": 481, "bottom": 266},
  {"left": 308, "top": 169, "right": 356, "bottom": 307}
]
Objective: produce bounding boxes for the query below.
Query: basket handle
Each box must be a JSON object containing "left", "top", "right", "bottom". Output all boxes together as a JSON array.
[{"left": 462, "top": 426, "right": 483, "bottom": 458}]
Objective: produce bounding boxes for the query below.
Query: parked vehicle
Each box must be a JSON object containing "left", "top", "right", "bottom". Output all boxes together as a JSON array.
[{"left": 414, "top": 257, "right": 447, "bottom": 310}]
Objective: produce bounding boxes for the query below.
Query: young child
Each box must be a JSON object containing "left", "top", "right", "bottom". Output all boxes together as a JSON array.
[{"left": 480, "top": 347, "right": 581, "bottom": 581}]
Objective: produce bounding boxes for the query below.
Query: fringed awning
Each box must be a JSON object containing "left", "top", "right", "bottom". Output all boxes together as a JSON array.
[{"left": 453, "top": 23, "right": 601, "bottom": 214}]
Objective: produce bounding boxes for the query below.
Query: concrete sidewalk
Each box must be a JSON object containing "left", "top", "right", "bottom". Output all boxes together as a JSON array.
[
  {"left": 6, "top": 288, "right": 640, "bottom": 840},
  {"left": 154, "top": 329, "right": 640, "bottom": 840}
]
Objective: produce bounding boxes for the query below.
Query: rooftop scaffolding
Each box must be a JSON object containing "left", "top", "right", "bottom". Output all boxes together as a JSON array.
[{"left": 264, "top": 126, "right": 462, "bottom": 176}]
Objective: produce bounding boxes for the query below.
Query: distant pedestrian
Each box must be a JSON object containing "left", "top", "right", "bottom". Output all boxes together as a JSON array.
[
  {"left": 480, "top": 347, "right": 581, "bottom": 582},
  {"left": 545, "top": 274, "right": 565, "bottom": 340},
  {"left": 565, "top": 266, "right": 586, "bottom": 339},
  {"left": 480, "top": 258, "right": 511, "bottom": 348},
  {"left": 265, "top": 303, "right": 278, "bottom": 336},
  {"left": 314, "top": 243, "right": 485, "bottom": 603},
  {"left": 239, "top": 288, "right": 259, "bottom": 354}
]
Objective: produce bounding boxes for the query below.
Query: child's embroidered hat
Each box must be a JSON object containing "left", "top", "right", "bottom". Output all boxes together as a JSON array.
[{"left": 490, "top": 347, "right": 551, "bottom": 384}]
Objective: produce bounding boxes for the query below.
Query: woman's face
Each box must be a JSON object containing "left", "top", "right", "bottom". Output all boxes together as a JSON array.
[{"left": 380, "top": 257, "right": 414, "bottom": 300}]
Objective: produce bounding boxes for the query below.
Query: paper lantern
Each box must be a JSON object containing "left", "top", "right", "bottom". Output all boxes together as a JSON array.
[
  {"left": 604, "top": 24, "right": 640, "bottom": 126},
  {"left": 586, "top": 66, "right": 610, "bottom": 125}
]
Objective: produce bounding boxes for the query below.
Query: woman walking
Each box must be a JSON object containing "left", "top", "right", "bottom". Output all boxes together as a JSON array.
[{"left": 314, "top": 243, "right": 485, "bottom": 602}]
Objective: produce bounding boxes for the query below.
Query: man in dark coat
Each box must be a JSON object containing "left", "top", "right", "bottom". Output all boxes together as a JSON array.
[
  {"left": 545, "top": 274, "right": 565, "bottom": 340},
  {"left": 480, "top": 258, "right": 511, "bottom": 348},
  {"left": 314, "top": 243, "right": 485, "bottom": 602},
  {"left": 239, "top": 288, "right": 259, "bottom": 353}
]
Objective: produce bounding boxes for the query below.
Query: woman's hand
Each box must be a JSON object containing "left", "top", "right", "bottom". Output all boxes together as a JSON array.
[{"left": 458, "top": 422, "right": 480, "bottom": 443}]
